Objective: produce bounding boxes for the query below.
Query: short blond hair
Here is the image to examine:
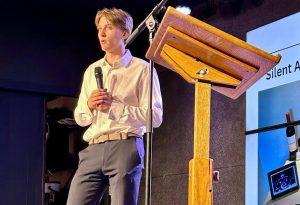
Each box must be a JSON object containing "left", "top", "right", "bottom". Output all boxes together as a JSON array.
[{"left": 95, "top": 8, "right": 133, "bottom": 34}]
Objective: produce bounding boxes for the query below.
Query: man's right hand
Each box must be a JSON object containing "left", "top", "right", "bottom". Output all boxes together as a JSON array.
[{"left": 87, "top": 89, "right": 112, "bottom": 112}]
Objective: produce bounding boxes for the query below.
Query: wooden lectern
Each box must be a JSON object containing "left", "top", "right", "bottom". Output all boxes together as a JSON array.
[{"left": 146, "top": 7, "right": 281, "bottom": 205}]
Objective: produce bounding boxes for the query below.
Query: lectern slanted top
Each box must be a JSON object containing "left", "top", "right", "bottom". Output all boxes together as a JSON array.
[
  {"left": 146, "top": 7, "right": 281, "bottom": 99},
  {"left": 146, "top": 6, "right": 281, "bottom": 205}
]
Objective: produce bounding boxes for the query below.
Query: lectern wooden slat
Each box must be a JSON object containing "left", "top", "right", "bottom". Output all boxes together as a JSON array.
[{"left": 146, "top": 7, "right": 281, "bottom": 205}]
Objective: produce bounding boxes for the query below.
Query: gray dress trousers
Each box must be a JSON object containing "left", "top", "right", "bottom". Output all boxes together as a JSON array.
[{"left": 66, "top": 137, "right": 144, "bottom": 205}]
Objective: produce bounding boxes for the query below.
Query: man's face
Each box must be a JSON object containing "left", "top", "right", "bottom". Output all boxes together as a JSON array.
[{"left": 97, "top": 16, "right": 127, "bottom": 53}]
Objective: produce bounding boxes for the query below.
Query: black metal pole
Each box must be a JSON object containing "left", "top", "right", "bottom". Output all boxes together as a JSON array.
[
  {"left": 144, "top": 131, "right": 152, "bottom": 205},
  {"left": 145, "top": 16, "right": 156, "bottom": 205},
  {"left": 245, "top": 120, "right": 300, "bottom": 135}
]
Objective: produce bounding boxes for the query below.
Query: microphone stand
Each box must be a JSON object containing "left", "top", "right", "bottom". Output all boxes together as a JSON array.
[
  {"left": 126, "top": 1, "right": 168, "bottom": 205},
  {"left": 125, "top": 0, "right": 168, "bottom": 46},
  {"left": 145, "top": 16, "right": 155, "bottom": 205}
]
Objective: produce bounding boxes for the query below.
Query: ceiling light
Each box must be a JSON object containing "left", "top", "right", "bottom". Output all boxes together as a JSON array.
[{"left": 175, "top": 6, "right": 191, "bottom": 15}]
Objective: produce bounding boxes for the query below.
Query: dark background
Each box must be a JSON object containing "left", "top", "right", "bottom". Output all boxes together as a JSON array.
[{"left": 0, "top": 0, "right": 194, "bottom": 96}]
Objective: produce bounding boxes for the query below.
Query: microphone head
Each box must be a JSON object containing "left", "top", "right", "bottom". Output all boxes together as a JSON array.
[{"left": 95, "top": 66, "right": 102, "bottom": 78}]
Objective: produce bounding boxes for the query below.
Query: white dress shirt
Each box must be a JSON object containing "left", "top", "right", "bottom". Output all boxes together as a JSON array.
[{"left": 74, "top": 50, "right": 163, "bottom": 142}]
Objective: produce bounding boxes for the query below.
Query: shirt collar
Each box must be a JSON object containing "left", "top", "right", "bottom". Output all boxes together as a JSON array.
[{"left": 100, "top": 49, "right": 132, "bottom": 68}]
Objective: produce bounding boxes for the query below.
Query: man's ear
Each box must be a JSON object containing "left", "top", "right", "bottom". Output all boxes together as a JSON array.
[{"left": 122, "top": 31, "right": 130, "bottom": 40}]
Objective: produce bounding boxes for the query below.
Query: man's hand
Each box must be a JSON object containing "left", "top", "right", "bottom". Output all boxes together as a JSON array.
[{"left": 87, "top": 89, "right": 112, "bottom": 113}]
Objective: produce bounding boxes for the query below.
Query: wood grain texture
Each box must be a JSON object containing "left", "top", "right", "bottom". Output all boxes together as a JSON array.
[
  {"left": 194, "top": 82, "right": 211, "bottom": 159},
  {"left": 189, "top": 158, "right": 213, "bottom": 205},
  {"left": 160, "top": 45, "right": 196, "bottom": 84},
  {"left": 161, "top": 43, "right": 242, "bottom": 86},
  {"left": 156, "top": 27, "right": 259, "bottom": 78},
  {"left": 146, "top": 6, "right": 281, "bottom": 99}
]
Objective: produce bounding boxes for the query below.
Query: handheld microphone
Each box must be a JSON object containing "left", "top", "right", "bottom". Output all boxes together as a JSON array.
[{"left": 94, "top": 66, "right": 104, "bottom": 89}]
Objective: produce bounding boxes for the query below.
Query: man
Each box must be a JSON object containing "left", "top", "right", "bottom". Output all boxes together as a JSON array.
[{"left": 67, "top": 8, "right": 163, "bottom": 205}]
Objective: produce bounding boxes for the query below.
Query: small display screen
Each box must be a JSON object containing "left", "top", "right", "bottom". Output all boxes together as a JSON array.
[{"left": 268, "top": 162, "right": 299, "bottom": 200}]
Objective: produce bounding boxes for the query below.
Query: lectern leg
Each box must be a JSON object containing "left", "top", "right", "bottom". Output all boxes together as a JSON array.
[
  {"left": 188, "top": 158, "right": 213, "bottom": 205},
  {"left": 188, "top": 82, "right": 213, "bottom": 205}
]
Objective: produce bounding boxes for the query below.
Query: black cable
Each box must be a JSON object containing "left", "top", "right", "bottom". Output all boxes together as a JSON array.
[{"left": 245, "top": 120, "right": 300, "bottom": 135}]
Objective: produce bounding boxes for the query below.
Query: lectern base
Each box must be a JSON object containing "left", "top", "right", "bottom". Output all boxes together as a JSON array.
[{"left": 189, "top": 158, "right": 213, "bottom": 205}]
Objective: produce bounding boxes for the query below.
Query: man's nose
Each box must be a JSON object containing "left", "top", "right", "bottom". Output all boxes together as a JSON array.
[{"left": 99, "top": 29, "right": 106, "bottom": 36}]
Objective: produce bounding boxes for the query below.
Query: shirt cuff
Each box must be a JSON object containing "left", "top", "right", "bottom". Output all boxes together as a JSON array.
[{"left": 74, "top": 101, "right": 95, "bottom": 126}]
